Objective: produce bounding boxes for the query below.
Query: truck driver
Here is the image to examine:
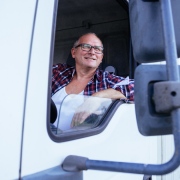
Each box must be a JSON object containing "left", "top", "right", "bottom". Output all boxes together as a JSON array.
[{"left": 51, "top": 33, "right": 134, "bottom": 128}]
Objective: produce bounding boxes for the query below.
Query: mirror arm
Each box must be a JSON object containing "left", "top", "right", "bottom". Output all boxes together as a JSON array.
[
  {"left": 63, "top": 115, "right": 180, "bottom": 175},
  {"left": 86, "top": 107, "right": 180, "bottom": 175}
]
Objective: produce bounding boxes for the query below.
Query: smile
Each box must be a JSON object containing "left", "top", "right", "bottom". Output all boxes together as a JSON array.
[{"left": 84, "top": 57, "right": 96, "bottom": 60}]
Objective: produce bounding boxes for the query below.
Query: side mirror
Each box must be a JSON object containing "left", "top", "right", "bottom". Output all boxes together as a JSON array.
[
  {"left": 129, "top": 0, "right": 180, "bottom": 63},
  {"left": 134, "top": 65, "right": 176, "bottom": 136}
]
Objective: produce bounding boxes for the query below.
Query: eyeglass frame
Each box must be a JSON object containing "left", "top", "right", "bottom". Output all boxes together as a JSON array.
[{"left": 74, "top": 43, "right": 104, "bottom": 54}]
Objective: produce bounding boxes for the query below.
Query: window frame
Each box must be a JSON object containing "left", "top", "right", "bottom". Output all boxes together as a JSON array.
[
  {"left": 47, "top": 99, "right": 125, "bottom": 142},
  {"left": 46, "top": 0, "right": 134, "bottom": 143}
]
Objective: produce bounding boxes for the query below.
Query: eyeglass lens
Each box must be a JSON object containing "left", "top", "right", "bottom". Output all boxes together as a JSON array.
[{"left": 82, "top": 44, "right": 103, "bottom": 54}]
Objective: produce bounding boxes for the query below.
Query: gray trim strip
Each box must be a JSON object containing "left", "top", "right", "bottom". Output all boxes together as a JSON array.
[
  {"left": 19, "top": 0, "right": 39, "bottom": 179},
  {"left": 21, "top": 166, "right": 83, "bottom": 180}
]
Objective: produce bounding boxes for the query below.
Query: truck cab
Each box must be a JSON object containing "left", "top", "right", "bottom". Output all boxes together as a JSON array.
[{"left": 0, "top": 0, "right": 179, "bottom": 180}]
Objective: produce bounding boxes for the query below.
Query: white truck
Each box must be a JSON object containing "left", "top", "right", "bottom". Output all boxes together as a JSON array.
[{"left": 1, "top": 0, "right": 180, "bottom": 179}]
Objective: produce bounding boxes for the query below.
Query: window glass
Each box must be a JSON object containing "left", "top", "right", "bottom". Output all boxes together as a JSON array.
[{"left": 51, "top": 94, "right": 114, "bottom": 135}]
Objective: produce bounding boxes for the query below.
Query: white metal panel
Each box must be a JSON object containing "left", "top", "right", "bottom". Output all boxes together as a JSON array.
[
  {"left": 21, "top": 0, "right": 55, "bottom": 176},
  {"left": 161, "top": 135, "right": 180, "bottom": 180},
  {"left": 0, "top": 0, "right": 36, "bottom": 179}
]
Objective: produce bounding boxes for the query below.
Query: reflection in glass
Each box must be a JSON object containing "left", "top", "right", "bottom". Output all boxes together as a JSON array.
[{"left": 52, "top": 94, "right": 114, "bottom": 135}]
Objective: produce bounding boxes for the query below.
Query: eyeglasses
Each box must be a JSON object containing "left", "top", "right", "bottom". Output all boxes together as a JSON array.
[{"left": 75, "top": 43, "right": 104, "bottom": 54}]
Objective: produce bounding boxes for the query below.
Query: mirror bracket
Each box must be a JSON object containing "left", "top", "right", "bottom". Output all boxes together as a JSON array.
[{"left": 154, "top": 81, "right": 180, "bottom": 113}]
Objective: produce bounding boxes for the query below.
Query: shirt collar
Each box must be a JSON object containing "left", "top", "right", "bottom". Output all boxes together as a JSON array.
[
  {"left": 94, "top": 68, "right": 101, "bottom": 81},
  {"left": 72, "top": 67, "right": 76, "bottom": 77},
  {"left": 67, "top": 66, "right": 75, "bottom": 77}
]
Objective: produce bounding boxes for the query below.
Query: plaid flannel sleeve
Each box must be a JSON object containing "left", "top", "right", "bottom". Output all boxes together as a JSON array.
[
  {"left": 106, "top": 74, "right": 134, "bottom": 101},
  {"left": 51, "top": 63, "right": 65, "bottom": 96}
]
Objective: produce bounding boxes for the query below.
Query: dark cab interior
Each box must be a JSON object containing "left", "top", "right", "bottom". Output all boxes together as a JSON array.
[{"left": 53, "top": 0, "right": 135, "bottom": 78}]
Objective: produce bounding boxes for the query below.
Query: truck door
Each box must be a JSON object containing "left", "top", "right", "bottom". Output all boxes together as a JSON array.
[
  {"left": 0, "top": 1, "right": 38, "bottom": 179},
  {"left": 20, "top": 0, "right": 159, "bottom": 179}
]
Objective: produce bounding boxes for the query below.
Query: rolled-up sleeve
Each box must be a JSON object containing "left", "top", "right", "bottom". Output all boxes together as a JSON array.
[{"left": 106, "top": 74, "right": 134, "bottom": 101}]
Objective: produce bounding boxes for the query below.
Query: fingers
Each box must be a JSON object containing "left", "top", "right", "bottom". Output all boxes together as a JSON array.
[
  {"left": 70, "top": 111, "right": 91, "bottom": 128},
  {"left": 70, "top": 98, "right": 99, "bottom": 129},
  {"left": 70, "top": 113, "right": 77, "bottom": 128},
  {"left": 71, "top": 113, "right": 80, "bottom": 128}
]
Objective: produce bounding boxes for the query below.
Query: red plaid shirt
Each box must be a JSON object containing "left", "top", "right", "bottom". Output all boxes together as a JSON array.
[{"left": 52, "top": 63, "right": 134, "bottom": 100}]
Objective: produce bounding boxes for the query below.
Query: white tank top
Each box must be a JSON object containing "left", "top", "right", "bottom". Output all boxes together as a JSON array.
[{"left": 52, "top": 87, "right": 84, "bottom": 130}]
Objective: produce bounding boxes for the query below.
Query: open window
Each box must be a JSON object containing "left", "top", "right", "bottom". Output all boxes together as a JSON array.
[{"left": 47, "top": 0, "right": 135, "bottom": 142}]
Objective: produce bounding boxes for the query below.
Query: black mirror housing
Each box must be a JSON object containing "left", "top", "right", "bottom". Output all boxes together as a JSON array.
[
  {"left": 134, "top": 65, "right": 174, "bottom": 136},
  {"left": 129, "top": 0, "right": 180, "bottom": 63}
]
